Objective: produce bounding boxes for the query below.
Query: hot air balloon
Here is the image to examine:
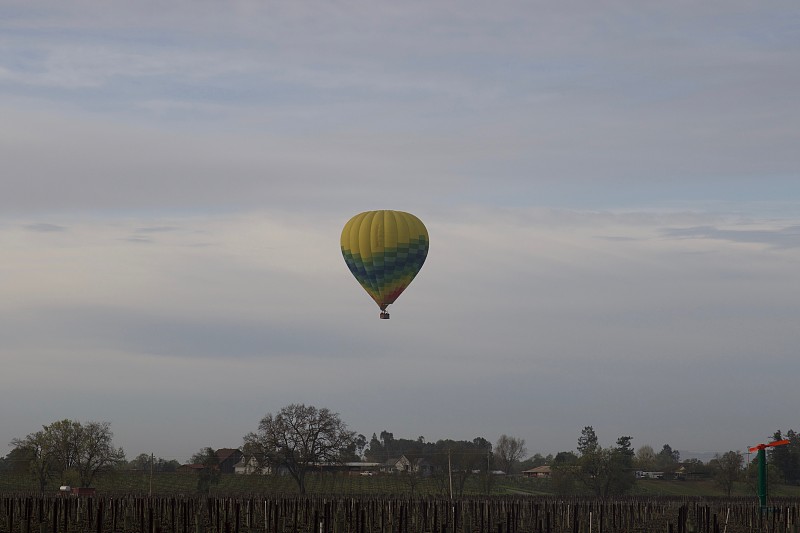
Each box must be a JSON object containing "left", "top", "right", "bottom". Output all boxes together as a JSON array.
[{"left": 341, "top": 210, "right": 429, "bottom": 319}]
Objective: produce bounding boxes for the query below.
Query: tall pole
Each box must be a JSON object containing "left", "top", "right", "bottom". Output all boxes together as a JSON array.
[
  {"left": 487, "top": 451, "right": 491, "bottom": 494},
  {"left": 150, "top": 453, "right": 154, "bottom": 497},
  {"left": 448, "top": 449, "right": 453, "bottom": 499},
  {"left": 757, "top": 447, "right": 767, "bottom": 510},
  {"left": 749, "top": 439, "right": 789, "bottom": 512}
]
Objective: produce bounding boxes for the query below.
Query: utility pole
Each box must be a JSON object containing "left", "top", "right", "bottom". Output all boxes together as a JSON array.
[
  {"left": 448, "top": 448, "right": 453, "bottom": 499},
  {"left": 149, "top": 453, "right": 154, "bottom": 497},
  {"left": 487, "top": 451, "right": 492, "bottom": 494}
]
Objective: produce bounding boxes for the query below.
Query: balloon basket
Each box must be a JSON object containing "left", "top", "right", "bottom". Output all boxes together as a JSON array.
[{"left": 379, "top": 312, "right": 390, "bottom": 319}]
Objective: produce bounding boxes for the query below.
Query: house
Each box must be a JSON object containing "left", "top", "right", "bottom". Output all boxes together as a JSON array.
[
  {"left": 234, "top": 456, "right": 262, "bottom": 475},
  {"left": 178, "top": 448, "right": 243, "bottom": 474},
  {"left": 344, "top": 462, "right": 382, "bottom": 475},
  {"left": 215, "top": 448, "right": 244, "bottom": 474},
  {"left": 523, "top": 465, "right": 552, "bottom": 478},
  {"left": 673, "top": 464, "right": 707, "bottom": 480},
  {"left": 177, "top": 463, "right": 206, "bottom": 473},
  {"left": 383, "top": 456, "right": 411, "bottom": 473},
  {"left": 383, "top": 455, "right": 433, "bottom": 476},
  {"left": 233, "top": 456, "right": 292, "bottom": 476},
  {"left": 412, "top": 458, "right": 434, "bottom": 476}
]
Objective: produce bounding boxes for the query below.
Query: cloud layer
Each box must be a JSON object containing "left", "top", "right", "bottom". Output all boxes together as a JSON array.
[
  {"left": 1, "top": 1, "right": 799, "bottom": 460},
  {"left": 2, "top": 210, "right": 798, "bottom": 458}
]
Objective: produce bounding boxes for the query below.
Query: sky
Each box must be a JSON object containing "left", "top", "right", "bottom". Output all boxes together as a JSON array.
[{"left": 1, "top": 1, "right": 799, "bottom": 464}]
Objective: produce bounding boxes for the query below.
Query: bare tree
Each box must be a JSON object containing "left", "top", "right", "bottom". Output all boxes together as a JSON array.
[
  {"left": 495, "top": 435, "right": 527, "bottom": 475},
  {"left": 635, "top": 445, "right": 656, "bottom": 471},
  {"left": 11, "top": 419, "right": 124, "bottom": 489},
  {"left": 74, "top": 421, "right": 126, "bottom": 487},
  {"left": 710, "top": 450, "right": 743, "bottom": 497},
  {"left": 243, "top": 403, "right": 355, "bottom": 494},
  {"left": 10, "top": 430, "right": 57, "bottom": 493},
  {"left": 46, "top": 419, "right": 82, "bottom": 478}
]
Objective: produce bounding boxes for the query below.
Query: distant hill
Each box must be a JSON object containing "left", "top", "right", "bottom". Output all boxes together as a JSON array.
[{"left": 678, "top": 450, "right": 722, "bottom": 462}]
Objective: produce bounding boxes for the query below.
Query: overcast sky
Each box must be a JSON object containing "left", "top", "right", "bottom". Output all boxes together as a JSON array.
[{"left": 2, "top": 1, "right": 799, "bottom": 463}]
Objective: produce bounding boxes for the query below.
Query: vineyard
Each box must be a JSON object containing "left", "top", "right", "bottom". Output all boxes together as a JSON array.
[
  {"left": 0, "top": 472, "right": 550, "bottom": 498},
  {"left": 4, "top": 471, "right": 800, "bottom": 499},
  {"left": 2, "top": 493, "right": 800, "bottom": 533},
  {"left": 2, "top": 471, "right": 800, "bottom": 532}
]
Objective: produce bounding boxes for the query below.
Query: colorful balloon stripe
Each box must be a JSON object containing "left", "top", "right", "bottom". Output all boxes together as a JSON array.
[{"left": 341, "top": 210, "right": 429, "bottom": 312}]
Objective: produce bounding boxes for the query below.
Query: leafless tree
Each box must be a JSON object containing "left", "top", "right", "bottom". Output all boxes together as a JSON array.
[
  {"left": 74, "top": 421, "right": 126, "bottom": 487},
  {"left": 11, "top": 419, "right": 124, "bottom": 489},
  {"left": 634, "top": 445, "right": 656, "bottom": 471},
  {"left": 711, "top": 450, "right": 743, "bottom": 497},
  {"left": 495, "top": 434, "right": 527, "bottom": 475},
  {"left": 243, "top": 403, "right": 355, "bottom": 494},
  {"left": 10, "top": 430, "right": 56, "bottom": 493}
]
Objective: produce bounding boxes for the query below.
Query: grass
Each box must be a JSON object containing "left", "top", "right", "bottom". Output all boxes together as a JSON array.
[
  {"left": 3, "top": 470, "right": 800, "bottom": 499},
  {"left": 632, "top": 479, "right": 800, "bottom": 498}
]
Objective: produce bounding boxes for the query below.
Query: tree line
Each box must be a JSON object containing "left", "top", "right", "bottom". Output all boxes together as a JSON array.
[{"left": 4, "top": 406, "right": 800, "bottom": 498}]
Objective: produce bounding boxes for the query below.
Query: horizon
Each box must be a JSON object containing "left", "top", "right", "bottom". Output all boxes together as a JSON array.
[{"left": 3, "top": 415, "right": 768, "bottom": 465}]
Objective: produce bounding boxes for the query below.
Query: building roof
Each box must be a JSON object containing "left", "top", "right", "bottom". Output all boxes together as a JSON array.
[
  {"left": 523, "top": 465, "right": 552, "bottom": 474},
  {"left": 215, "top": 448, "right": 242, "bottom": 462},
  {"left": 178, "top": 463, "right": 206, "bottom": 472}
]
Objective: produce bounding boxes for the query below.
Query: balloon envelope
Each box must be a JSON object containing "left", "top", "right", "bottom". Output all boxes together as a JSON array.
[{"left": 341, "top": 210, "right": 429, "bottom": 313}]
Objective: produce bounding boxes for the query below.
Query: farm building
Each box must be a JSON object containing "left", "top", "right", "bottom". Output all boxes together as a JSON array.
[{"left": 523, "top": 465, "right": 552, "bottom": 478}]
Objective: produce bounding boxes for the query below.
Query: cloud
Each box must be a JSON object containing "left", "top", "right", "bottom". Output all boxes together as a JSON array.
[
  {"left": 23, "top": 222, "right": 66, "bottom": 232},
  {"left": 1, "top": 2, "right": 798, "bottom": 217},
  {"left": 2, "top": 208, "right": 800, "bottom": 458},
  {"left": 663, "top": 225, "right": 800, "bottom": 249},
  {"left": 0, "top": 305, "right": 356, "bottom": 359},
  {"left": 135, "top": 226, "right": 178, "bottom": 233},
  {"left": 122, "top": 235, "right": 154, "bottom": 243}
]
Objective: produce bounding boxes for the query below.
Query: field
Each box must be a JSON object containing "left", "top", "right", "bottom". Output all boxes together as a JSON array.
[
  {"left": 4, "top": 470, "right": 800, "bottom": 498},
  {"left": 1, "top": 492, "right": 799, "bottom": 533},
  {"left": 2, "top": 472, "right": 800, "bottom": 532}
]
